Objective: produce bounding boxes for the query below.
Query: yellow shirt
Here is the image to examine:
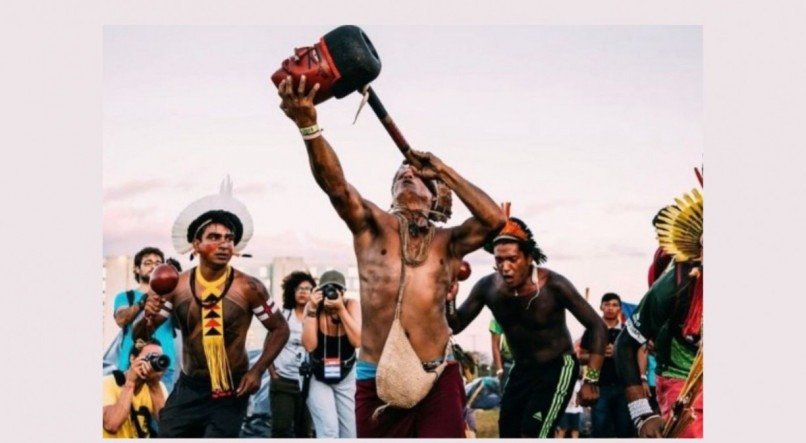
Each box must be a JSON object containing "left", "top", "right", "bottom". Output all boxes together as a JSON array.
[{"left": 102, "top": 374, "right": 167, "bottom": 438}]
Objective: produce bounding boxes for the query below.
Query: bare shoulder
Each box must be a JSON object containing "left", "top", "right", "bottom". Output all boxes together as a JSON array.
[
  {"left": 473, "top": 272, "right": 501, "bottom": 295},
  {"left": 167, "top": 270, "right": 193, "bottom": 303},
  {"left": 235, "top": 269, "right": 270, "bottom": 303},
  {"left": 478, "top": 272, "right": 499, "bottom": 287},
  {"left": 356, "top": 200, "right": 395, "bottom": 239},
  {"left": 542, "top": 268, "right": 579, "bottom": 296},
  {"left": 366, "top": 202, "right": 397, "bottom": 228}
]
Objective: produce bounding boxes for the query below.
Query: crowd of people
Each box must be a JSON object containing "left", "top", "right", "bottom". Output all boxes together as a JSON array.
[{"left": 102, "top": 50, "right": 703, "bottom": 439}]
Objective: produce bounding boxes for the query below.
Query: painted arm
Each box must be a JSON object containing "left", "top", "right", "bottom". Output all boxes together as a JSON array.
[
  {"left": 615, "top": 328, "right": 646, "bottom": 396},
  {"left": 555, "top": 274, "right": 606, "bottom": 368},
  {"left": 615, "top": 329, "right": 663, "bottom": 437},
  {"left": 576, "top": 336, "right": 591, "bottom": 365},
  {"left": 278, "top": 75, "right": 374, "bottom": 234},
  {"left": 553, "top": 274, "right": 606, "bottom": 406},
  {"left": 637, "top": 344, "right": 651, "bottom": 397},
  {"left": 447, "top": 277, "right": 489, "bottom": 334},
  {"left": 236, "top": 277, "right": 290, "bottom": 397}
]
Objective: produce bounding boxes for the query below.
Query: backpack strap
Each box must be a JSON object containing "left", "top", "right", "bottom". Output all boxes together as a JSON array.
[
  {"left": 121, "top": 290, "right": 138, "bottom": 336},
  {"left": 112, "top": 370, "right": 126, "bottom": 386}
]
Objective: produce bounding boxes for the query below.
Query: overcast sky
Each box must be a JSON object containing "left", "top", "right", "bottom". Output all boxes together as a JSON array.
[{"left": 103, "top": 25, "right": 701, "bottom": 350}]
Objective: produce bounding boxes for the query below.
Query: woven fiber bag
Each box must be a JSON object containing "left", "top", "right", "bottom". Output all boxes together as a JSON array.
[{"left": 375, "top": 318, "right": 447, "bottom": 409}]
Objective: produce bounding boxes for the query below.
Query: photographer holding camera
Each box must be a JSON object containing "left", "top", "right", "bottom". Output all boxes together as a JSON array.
[
  {"left": 268, "top": 271, "right": 316, "bottom": 438},
  {"left": 301, "top": 270, "right": 361, "bottom": 438},
  {"left": 103, "top": 338, "right": 169, "bottom": 438}
]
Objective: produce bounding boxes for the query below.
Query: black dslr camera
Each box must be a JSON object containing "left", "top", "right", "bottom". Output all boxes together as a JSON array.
[
  {"left": 299, "top": 359, "right": 313, "bottom": 377},
  {"left": 143, "top": 352, "right": 171, "bottom": 372},
  {"left": 321, "top": 283, "right": 341, "bottom": 301}
]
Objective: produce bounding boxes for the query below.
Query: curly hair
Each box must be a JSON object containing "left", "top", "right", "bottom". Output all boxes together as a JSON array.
[{"left": 281, "top": 271, "right": 317, "bottom": 310}]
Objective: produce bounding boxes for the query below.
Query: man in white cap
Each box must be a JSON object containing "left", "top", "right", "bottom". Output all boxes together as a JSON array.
[
  {"left": 278, "top": 76, "right": 505, "bottom": 438},
  {"left": 135, "top": 178, "right": 290, "bottom": 438}
]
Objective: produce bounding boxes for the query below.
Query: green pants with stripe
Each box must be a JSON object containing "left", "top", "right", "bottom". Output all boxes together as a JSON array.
[{"left": 499, "top": 353, "right": 580, "bottom": 438}]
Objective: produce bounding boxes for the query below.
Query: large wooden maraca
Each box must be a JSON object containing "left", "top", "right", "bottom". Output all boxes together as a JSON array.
[{"left": 150, "top": 263, "right": 179, "bottom": 296}]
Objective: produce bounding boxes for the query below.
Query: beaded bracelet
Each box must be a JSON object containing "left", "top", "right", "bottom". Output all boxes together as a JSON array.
[{"left": 583, "top": 366, "right": 601, "bottom": 384}]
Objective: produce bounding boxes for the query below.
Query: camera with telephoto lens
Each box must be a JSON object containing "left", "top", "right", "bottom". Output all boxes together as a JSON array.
[
  {"left": 321, "top": 283, "right": 341, "bottom": 301},
  {"left": 143, "top": 352, "right": 170, "bottom": 371}
]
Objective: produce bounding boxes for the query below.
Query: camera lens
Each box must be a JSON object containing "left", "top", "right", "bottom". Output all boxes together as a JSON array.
[
  {"left": 323, "top": 284, "right": 340, "bottom": 300},
  {"left": 145, "top": 353, "right": 170, "bottom": 371}
]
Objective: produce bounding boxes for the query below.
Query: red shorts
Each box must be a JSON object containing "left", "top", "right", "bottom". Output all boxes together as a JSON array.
[
  {"left": 656, "top": 375, "right": 704, "bottom": 438},
  {"left": 355, "top": 361, "right": 466, "bottom": 438}
]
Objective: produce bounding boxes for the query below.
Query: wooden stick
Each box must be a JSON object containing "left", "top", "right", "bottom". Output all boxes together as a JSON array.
[{"left": 366, "top": 87, "right": 421, "bottom": 168}]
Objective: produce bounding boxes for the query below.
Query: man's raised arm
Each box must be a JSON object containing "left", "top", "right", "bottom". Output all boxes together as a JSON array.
[
  {"left": 278, "top": 75, "right": 373, "bottom": 234},
  {"left": 406, "top": 150, "right": 505, "bottom": 257}
]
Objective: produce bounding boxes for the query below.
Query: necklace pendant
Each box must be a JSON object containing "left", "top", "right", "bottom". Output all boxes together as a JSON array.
[{"left": 408, "top": 222, "right": 420, "bottom": 237}]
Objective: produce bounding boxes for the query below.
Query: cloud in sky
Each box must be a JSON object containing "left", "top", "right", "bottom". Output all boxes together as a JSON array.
[
  {"left": 521, "top": 199, "right": 582, "bottom": 218},
  {"left": 605, "top": 243, "right": 650, "bottom": 259},
  {"left": 103, "top": 178, "right": 168, "bottom": 203}
]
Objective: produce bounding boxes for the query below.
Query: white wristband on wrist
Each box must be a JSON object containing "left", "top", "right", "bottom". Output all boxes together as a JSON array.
[
  {"left": 628, "top": 398, "right": 654, "bottom": 421},
  {"left": 299, "top": 124, "right": 322, "bottom": 140}
]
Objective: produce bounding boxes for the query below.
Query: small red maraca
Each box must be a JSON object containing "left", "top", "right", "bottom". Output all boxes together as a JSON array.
[
  {"left": 150, "top": 263, "right": 179, "bottom": 296},
  {"left": 457, "top": 261, "right": 472, "bottom": 281}
]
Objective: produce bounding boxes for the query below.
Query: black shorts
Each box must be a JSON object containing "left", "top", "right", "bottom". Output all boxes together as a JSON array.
[
  {"left": 158, "top": 373, "right": 249, "bottom": 438},
  {"left": 557, "top": 412, "right": 581, "bottom": 431},
  {"left": 499, "top": 354, "right": 580, "bottom": 438}
]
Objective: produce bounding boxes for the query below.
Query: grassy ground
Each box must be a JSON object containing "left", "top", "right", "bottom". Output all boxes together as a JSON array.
[{"left": 474, "top": 409, "right": 500, "bottom": 438}]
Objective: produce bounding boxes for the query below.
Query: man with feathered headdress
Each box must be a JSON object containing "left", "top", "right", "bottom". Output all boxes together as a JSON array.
[
  {"left": 134, "top": 177, "right": 290, "bottom": 438},
  {"left": 447, "top": 203, "right": 608, "bottom": 438},
  {"left": 615, "top": 184, "right": 703, "bottom": 438}
]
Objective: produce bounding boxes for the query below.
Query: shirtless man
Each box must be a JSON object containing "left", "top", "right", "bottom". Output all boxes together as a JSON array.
[
  {"left": 135, "top": 209, "right": 289, "bottom": 437},
  {"left": 278, "top": 75, "right": 505, "bottom": 438},
  {"left": 447, "top": 211, "right": 607, "bottom": 438}
]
